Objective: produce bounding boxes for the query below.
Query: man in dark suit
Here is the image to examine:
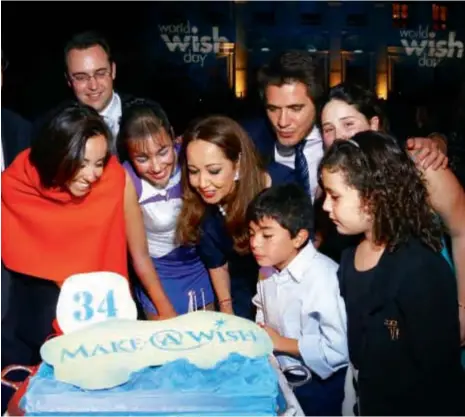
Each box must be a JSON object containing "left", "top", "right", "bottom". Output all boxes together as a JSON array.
[
  {"left": 243, "top": 50, "right": 324, "bottom": 203},
  {"left": 34, "top": 31, "right": 132, "bottom": 153}
]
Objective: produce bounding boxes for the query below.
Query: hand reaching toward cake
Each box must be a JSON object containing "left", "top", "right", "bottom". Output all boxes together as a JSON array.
[
  {"left": 258, "top": 323, "right": 300, "bottom": 357},
  {"left": 157, "top": 306, "right": 178, "bottom": 320}
]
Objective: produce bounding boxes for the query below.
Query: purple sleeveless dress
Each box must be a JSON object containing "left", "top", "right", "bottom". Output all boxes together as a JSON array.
[{"left": 123, "top": 156, "right": 213, "bottom": 315}]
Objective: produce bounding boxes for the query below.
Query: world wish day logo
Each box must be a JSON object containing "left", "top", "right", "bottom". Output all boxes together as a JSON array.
[
  {"left": 159, "top": 21, "right": 230, "bottom": 67},
  {"left": 400, "top": 25, "right": 464, "bottom": 67}
]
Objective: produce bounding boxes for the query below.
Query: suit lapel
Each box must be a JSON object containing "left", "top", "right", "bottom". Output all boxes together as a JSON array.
[{"left": 261, "top": 120, "right": 277, "bottom": 160}]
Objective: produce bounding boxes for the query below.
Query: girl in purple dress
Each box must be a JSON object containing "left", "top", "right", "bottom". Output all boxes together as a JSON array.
[{"left": 117, "top": 98, "right": 214, "bottom": 317}]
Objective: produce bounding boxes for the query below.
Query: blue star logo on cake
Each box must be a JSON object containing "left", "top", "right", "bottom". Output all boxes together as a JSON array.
[{"left": 214, "top": 319, "right": 226, "bottom": 329}]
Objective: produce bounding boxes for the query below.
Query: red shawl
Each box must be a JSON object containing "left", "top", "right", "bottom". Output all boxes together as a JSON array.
[{"left": 1, "top": 149, "right": 128, "bottom": 284}]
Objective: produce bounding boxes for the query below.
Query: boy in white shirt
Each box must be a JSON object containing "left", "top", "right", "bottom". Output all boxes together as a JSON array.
[{"left": 247, "top": 183, "right": 348, "bottom": 416}]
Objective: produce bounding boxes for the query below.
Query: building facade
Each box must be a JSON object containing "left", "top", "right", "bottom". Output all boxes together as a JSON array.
[
  {"left": 239, "top": 1, "right": 465, "bottom": 100},
  {"left": 147, "top": 1, "right": 465, "bottom": 100}
]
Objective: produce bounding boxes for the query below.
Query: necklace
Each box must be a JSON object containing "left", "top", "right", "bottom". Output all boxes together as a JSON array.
[{"left": 218, "top": 205, "right": 227, "bottom": 217}]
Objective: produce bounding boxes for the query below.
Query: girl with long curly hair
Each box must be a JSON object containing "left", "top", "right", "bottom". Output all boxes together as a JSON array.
[
  {"left": 176, "top": 115, "right": 292, "bottom": 319},
  {"left": 319, "top": 83, "right": 465, "bottom": 347},
  {"left": 319, "top": 130, "right": 464, "bottom": 416}
]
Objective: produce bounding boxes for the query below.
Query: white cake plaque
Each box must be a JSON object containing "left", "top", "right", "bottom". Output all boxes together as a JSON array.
[{"left": 56, "top": 272, "right": 137, "bottom": 334}]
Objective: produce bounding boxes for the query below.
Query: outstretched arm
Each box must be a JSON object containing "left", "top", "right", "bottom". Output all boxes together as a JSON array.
[
  {"left": 209, "top": 264, "right": 233, "bottom": 314},
  {"left": 124, "top": 172, "right": 176, "bottom": 319},
  {"left": 420, "top": 165, "right": 465, "bottom": 344}
]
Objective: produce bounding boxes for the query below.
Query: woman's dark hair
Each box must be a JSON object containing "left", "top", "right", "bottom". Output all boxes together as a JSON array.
[
  {"left": 318, "top": 130, "right": 442, "bottom": 252},
  {"left": 176, "top": 115, "right": 267, "bottom": 255},
  {"left": 117, "top": 97, "right": 174, "bottom": 162},
  {"left": 29, "top": 103, "right": 112, "bottom": 188},
  {"left": 321, "top": 83, "right": 389, "bottom": 132}
]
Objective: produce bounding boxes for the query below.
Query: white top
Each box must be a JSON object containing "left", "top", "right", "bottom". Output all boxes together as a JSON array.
[
  {"left": 138, "top": 169, "right": 182, "bottom": 258},
  {"left": 253, "top": 242, "right": 348, "bottom": 380},
  {"left": 274, "top": 126, "right": 323, "bottom": 202},
  {"left": 99, "top": 91, "right": 122, "bottom": 151}
]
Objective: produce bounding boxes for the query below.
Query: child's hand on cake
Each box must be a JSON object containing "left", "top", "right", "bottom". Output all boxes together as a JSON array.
[
  {"left": 258, "top": 323, "right": 283, "bottom": 348},
  {"left": 258, "top": 323, "right": 299, "bottom": 356}
]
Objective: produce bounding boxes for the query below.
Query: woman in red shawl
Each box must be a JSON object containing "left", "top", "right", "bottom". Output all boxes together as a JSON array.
[{"left": 1, "top": 104, "right": 176, "bottom": 385}]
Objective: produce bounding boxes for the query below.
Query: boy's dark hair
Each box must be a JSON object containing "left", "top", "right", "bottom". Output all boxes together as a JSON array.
[
  {"left": 318, "top": 130, "right": 442, "bottom": 252},
  {"left": 257, "top": 50, "right": 323, "bottom": 106},
  {"left": 64, "top": 30, "right": 112, "bottom": 70},
  {"left": 247, "top": 183, "right": 314, "bottom": 240},
  {"left": 29, "top": 102, "right": 112, "bottom": 188}
]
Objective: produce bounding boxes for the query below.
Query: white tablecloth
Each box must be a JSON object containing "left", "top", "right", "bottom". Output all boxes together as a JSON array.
[{"left": 270, "top": 355, "right": 305, "bottom": 416}]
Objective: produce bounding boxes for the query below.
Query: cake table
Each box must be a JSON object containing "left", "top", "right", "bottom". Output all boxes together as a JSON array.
[{"left": 3, "top": 356, "right": 304, "bottom": 416}]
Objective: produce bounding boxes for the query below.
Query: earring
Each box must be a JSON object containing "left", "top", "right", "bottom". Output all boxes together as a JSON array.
[{"left": 234, "top": 153, "right": 241, "bottom": 181}]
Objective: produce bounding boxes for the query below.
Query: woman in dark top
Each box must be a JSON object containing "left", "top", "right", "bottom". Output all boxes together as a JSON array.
[
  {"left": 176, "top": 115, "right": 293, "bottom": 319},
  {"left": 319, "top": 131, "right": 464, "bottom": 416}
]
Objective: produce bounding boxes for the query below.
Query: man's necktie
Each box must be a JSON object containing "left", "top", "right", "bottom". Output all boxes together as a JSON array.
[
  {"left": 103, "top": 116, "right": 118, "bottom": 153},
  {"left": 294, "top": 140, "right": 311, "bottom": 196}
]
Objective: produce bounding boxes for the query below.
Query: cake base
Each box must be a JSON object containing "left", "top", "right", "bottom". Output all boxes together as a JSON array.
[{"left": 21, "top": 354, "right": 281, "bottom": 416}]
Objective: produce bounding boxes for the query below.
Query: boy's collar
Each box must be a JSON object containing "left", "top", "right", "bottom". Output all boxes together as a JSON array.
[{"left": 280, "top": 242, "right": 318, "bottom": 282}]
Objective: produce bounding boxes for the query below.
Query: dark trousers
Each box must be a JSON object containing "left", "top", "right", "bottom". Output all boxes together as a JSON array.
[
  {"left": 1, "top": 272, "right": 59, "bottom": 413},
  {"left": 294, "top": 366, "right": 347, "bottom": 416}
]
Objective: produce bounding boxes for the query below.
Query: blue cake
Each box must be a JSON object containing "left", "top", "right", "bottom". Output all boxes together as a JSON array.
[
  {"left": 20, "top": 310, "right": 283, "bottom": 415},
  {"left": 21, "top": 353, "right": 279, "bottom": 416}
]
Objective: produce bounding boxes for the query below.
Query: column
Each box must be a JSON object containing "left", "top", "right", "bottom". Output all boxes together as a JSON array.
[{"left": 234, "top": 1, "right": 247, "bottom": 98}]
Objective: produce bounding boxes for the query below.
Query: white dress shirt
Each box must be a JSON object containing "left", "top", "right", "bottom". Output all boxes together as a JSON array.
[
  {"left": 99, "top": 91, "right": 122, "bottom": 152},
  {"left": 253, "top": 242, "right": 348, "bottom": 380},
  {"left": 274, "top": 126, "right": 323, "bottom": 202}
]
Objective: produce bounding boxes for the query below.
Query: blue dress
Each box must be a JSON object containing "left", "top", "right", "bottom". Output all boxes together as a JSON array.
[
  {"left": 198, "top": 163, "right": 297, "bottom": 320},
  {"left": 124, "top": 157, "right": 214, "bottom": 315},
  {"left": 199, "top": 207, "right": 258, "bottom": 320}
]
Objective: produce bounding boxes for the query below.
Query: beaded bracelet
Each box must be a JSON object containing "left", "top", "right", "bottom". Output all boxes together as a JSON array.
[{"left": 219, "top": 298, "right": 233, "bottom": 306}]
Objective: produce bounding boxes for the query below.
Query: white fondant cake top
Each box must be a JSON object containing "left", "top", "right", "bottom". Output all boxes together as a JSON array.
[{"left": 41, "top": 311, "right": 273, "bottom": 390}]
